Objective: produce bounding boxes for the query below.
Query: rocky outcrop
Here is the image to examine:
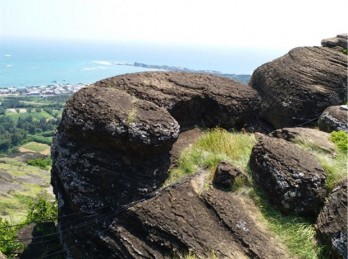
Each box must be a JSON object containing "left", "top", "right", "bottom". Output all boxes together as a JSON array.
[
  {"left": 270, "top": 127, "right": 336, "bottom": 154},
  {"left": 213, "top": 161, "right": 248, "bottom": 190},
  {"left": 51, "top": 72, "right": 265, "bottom": 258},
  {"left": 321, "top": 33, "right": 348, "bottom": 49},
  {"left": 250, "top": 135, "right": 327, "bottom": 217},
  {"left": 86, "top": 176, "right": 289, "bottom": 259},
  {"left": 318, "top": 105, "right": 348, "bottom": 133},
  {"left": 316, "top": 180, "right": 347, "bottom": 258},
  {"left": 93, "top": 72, "right": 261, "bottom": 130},
  {"left": 249, "top": 43, "right": 347, "bottom": 129}
]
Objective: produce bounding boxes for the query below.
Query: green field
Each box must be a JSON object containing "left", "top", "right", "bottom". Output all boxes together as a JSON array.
[
  {"left": 0, "top": 156, "right": 52, "bottom": 223},
  {"left": 20, "top": 142, "right": 50, "bottom": 153}
]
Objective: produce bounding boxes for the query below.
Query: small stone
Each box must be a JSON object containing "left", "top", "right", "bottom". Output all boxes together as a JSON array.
[{"left": 213, "top": 161, "right": 247, "bottom": 189}]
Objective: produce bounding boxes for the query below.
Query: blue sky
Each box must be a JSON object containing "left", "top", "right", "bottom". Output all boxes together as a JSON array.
[{"left": 1, "top": 0, "right": 347, "bottom": 50}]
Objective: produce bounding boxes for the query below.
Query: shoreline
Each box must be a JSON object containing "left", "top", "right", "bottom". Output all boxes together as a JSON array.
[{"left": 0, "top": 83, "right": 88, "bottom": 96}]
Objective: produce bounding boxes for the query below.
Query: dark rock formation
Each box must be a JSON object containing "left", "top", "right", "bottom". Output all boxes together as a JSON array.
[
  {"left": 316, "top": 179, "right": 347, "bottom": 258},
  {"left": 270, "top": 127, "right": 336, "bottom": 154},
  {"left": 90, "top": 176, "right": 289, "bottom": 258},
  {"left": 249, "top": 43, "right": 347, "bottom": 129},
  {"left": 52, "top": 85, "right": 180, "bottom": 214},
  {"left": 51, "top": 72, "right": 265, "bottom": 258},
  {"left": 250, "top": 135, "right": 327, "bottom": 217},
  {"left": 318, "top": 105, "right": 348, "bottom": 133},
  {"left": 321, "top": 33, "right": 348, "bottom": 49},
  {"left": 93, "top": 72, "right": 261, "bottom": 130},
  {"left": 213, "top": 161, "right": 247, "bottom": 189}
]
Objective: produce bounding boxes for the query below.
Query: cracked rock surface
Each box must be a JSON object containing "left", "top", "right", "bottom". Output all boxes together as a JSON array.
[{"left": 250, "top": 134, "right": 327, "bottom": 217}]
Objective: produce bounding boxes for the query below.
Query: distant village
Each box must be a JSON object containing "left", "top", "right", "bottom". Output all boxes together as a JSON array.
[{"left": 0, "top": 83, "right": 88, "bottom": 96}]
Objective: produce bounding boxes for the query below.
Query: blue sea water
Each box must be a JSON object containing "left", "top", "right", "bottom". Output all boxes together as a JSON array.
[{"left": 0, "top": 38, "right": 285, "bottom": 88}]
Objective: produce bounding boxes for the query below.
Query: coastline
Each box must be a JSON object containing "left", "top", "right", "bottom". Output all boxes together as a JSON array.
[{"left": 0, "top": 83, "right": 87, "bottom": 96}]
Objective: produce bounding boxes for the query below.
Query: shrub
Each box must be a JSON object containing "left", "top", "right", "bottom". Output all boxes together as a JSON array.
[
  {"left": 25, "top": 192, "right": 57, "bottom": 224},
  {"left": 27, "top": 156, "right": 51, "bottom": 170},
  {"left": 0, "top": 218, "right": 23, "bottom": 255}
]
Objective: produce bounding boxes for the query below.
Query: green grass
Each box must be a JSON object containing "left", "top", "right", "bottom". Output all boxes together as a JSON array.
[
  {"left": 165, "top": 128, "right": 256, "bottom": 186},
  {"left": 294, "top": 131, "right": 347, "bottom": 191},
  {"left": 246, "top": 188, "right": 327, "bottom": 259},
  {"left": 168, "top": 129, "right": 332, "bottom": 258},
  {"left": 330, "top": 131, "right": 348, "bottom": 152},
  {"left": 1, "top": 110, "right": 53, "bottom": 122},
  {"left": 20, "top": 141, "right": 50, "bottom": 153},
  {"left": 0, "top": 157, "right": 51, "bottom": 222}
]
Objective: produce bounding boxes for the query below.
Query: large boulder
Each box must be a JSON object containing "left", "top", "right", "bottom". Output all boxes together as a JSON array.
[
  {"left": 318, "top": 105, "right": 348, "bottom": 133},
  {"left": 250, "top": 135, "right": 327, "bottom": 217},
  {"left": 52, "top": 86, "right": 180, "bottom": 213},
  {"left": 316, "top": 180, "right": 347, "bottom": 258},
  {"left": 249, "top": 43, "right": 347, "bottom": 129},
  {"left": 51, "top": 72, "right": 266, "bottom": 258},
  {"left": 93, "top": 71, "right": 261, "bottom": 130}
]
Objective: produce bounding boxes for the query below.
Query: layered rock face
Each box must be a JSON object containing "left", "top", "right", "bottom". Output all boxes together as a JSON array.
[
  {"left": 51, "top": 72, "right": 268, "bottom": 258},
  {"left": 93, "top": 72, "right": 261, "bottom": 129},
  {"left": 249, "top": 44, "right": 347, "bottom": 128}
]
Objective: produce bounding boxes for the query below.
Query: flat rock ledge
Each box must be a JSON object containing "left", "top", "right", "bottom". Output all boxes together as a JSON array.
[{"left": 250, "top": 135, "right": 327, "bottom": 217}]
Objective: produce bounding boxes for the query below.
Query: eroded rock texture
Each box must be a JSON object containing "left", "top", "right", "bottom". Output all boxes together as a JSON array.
[
  {"left": 51, "top": 72, "right": 267, "bottom": 258},
  {"left": 249, "top": 45, "right": 347, "bottom": 128},
  {"left": 93, "top": 72, "right": 261, "bottom": 129},
  {"left": 82, "top": 177, "right": 289, "bottom": 259},
  {"left": 316, "top": 180, "right": 347, "bottom": 259},
  {"left": 318, "top": 105, "right": 348, "bottom": 133},
  {"left": 250, "top": 135, "right": 327, "bottom": 217}
]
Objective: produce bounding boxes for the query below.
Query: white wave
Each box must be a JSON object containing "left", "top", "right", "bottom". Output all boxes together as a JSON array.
[
  {"left": 4, "top": 54, "right": 12, "bottom": 57},
  {"left": 82, "top": 66, "right": 107, "bottom": 71},
  {"left": 92, "top": 60, "right": 113, "bottom": 66},
  {"left": 6, "top": 64, "right": 12, "bottom": 68}
]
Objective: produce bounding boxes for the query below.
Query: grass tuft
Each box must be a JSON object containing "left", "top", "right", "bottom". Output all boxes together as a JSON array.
[{"left": 165, "top": 128, "right": 256, "bottom": 186}]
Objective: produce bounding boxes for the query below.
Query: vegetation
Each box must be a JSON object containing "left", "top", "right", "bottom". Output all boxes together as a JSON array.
[
  {"left": 165, "top": 128, "right": 256, "bottom": 186},
  {"left": 0, "top": 95, "right": 65, "bottom": 153},
  {"left": 0, "top": 192, "right": 58, "bottom": 257},
  {"left": 294, "top": 131, "right": 347, "bottom": 191},
  {"left": 169, "top": 128, "right": 342, "bottom": 258},
  {"left": 330, "top": 130, "right": 348, "bottom": 152},
  {"left": 250, "top": 188, "right": 326, "bottom": 258},
  {"left": 27, "top": 156, "right": 52, "bottom": 170},
  {"left": 343, "top": 48, "right": 347, "bottom": 55}
]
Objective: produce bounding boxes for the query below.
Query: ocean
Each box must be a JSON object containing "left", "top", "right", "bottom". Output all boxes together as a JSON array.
[{"left": 0, "top": 38, "right": 285, "bottom": 88}]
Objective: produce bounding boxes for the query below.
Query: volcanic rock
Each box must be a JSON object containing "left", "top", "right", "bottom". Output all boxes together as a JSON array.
[
  {"left": 213, "top": 161, "right": 248, "bottom": 189},
  {"left": 51, "top": 72, "right": 265, "bottom": 258},
  {"left": 270, "top": 127, "right": 336, "bottom": 154},
  {"left": 321, "top": 33, "right": 348, "bottom": 49},
  {"left": 250, "top": 135, "right": 327, "bottom": 217},
  {"left": 316, "top": 179, "right": 347, "bottom": 258},
  {"left": 249, "top": 44, "right": 347, "bottom": 129},
  {"left": 93, "top": 72, "right": 261, "bottom": 130},
  {"left": 88, "top": 176, "right": 289, "bottom": 259},
  {"left": 318, "top": 105, "right": 348, "bottom": 133}
]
